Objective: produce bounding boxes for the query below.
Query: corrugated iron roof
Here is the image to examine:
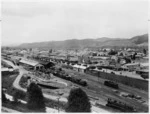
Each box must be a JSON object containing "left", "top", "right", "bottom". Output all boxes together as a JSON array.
[{"left": 20, "top": 59, "right": 40, "bottom": 66}]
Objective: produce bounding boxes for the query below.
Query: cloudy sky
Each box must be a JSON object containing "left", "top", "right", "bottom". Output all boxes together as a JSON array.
[{"left": 2, "top": 0, "right": 148, "bottom": 46}]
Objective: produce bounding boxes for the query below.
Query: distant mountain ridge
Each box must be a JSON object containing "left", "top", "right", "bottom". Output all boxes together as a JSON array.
[
  {"left": 130, "top": 34, "right": 148, "bottom": 44},
  {"left": 19, "top": 34, "right": 148, "bottom": 49}
]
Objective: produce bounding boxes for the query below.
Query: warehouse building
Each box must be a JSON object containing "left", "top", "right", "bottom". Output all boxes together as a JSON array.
[{"left": 19, "top": 59, "right": 43, "bottom": 70}]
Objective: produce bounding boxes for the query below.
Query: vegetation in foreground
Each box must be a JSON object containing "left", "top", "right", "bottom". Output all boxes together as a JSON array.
[
  {"left": 27, "top": 82, "right": 46, "bottom": 112},
  {"left": 66, "top": 87, "right": 91, "bottom": 112}
]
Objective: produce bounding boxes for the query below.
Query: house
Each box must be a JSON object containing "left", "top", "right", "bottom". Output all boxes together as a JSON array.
[
  {"left": 19, "top": 59, "right": 43, "bottom": 70},
  {"left": 78, "top": 55, "right": 91, "bottom": 64},
  {"left": 135, "top": 53, "right": 145, "bottom": 58},
  {"left": 118, "top": 51, "right": 130, "bottom": 56},
  {"left": 111, "top": 56, "right": 118, "bottom": 62},
  {"left": 90, "top": 56, "right": 110, "bottom": 66},
  {"left": 140, "top": 63, "right": 149, "bottom": 70},
  {"left": 20, "top": 50, "right": 28, "bottom": 54},
  {"left": 68, "top": 56, "right": 78, "bottom": 64},
  {"left": 2, "top": 68, "right": 14, "bottom": 72},
  {"left": 120, "top": 59, "right": 126, "bottom": 65},
  {"left": 97, "top": 51, "right": 108, "bottom": 56},
  {"left": 1, "top": 68, "right": 15, "bottom": 76},
  {"left": 37, "top": 60, "right": 55, "bottom": 69},
  {"left": 73, "top": 64, "right": 87, "bottom": 73},
  {"left": 103, "top": 48, "right": 111, "bottom": 51},
  {"left": 123, "top": 63, "right": 140, "bottom": 71},
  {"left": 55, "top": 55, "right": 66, "bottom": 60}
]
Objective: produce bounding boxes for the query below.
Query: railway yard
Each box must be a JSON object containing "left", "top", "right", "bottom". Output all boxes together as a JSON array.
[{"left": 2, "top": 56, "right": 149, "bottom": 112}]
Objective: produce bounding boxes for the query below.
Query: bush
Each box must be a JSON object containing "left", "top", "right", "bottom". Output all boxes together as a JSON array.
[{"left": 66, "top": 88, "right": 91, "bottom": 112}]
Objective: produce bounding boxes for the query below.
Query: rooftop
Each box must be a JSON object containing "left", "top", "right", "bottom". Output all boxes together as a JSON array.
[{"left": 20, "top": 59, "right": 40, "bottom": 66}]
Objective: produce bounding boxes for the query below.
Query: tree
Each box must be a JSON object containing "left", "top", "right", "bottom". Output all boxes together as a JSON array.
[
  {"left": 117, "top": 57, "right": 121, "bottom": 63},
  {"left": 103, "top": 49, "right": 107, "bottom": 52},
  {"left": 124, "top": 57, "right": 131, "bottom": 63},
  {"left": 27, "top": 82, "right": 46, "bottom": 112},
  {"left": 66, "top": 88, "right": 91, "bottom": 112},
  {"left": 143, "top": 48, "right": 147, "bottom": 55},
  {"left": 49, "top": 49, "right": 52, "bottom": 54},
  {"left": 119, "top": 52, "right": 124, "bottom": 56},
  {"left": 108, "top": 50, "right": 117, "bottom": 55},
  {"left": 131, "top": 52, "right": 137, "bottom": 60}
]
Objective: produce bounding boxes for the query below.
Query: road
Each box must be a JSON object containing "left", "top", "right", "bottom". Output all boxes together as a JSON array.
[{"left": 3, "top": 59, "right": 109, "bottom": 113}]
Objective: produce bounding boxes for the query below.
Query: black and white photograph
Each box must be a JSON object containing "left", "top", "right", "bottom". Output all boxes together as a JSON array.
[{"left": 1, "top": 0, "right": 149, "bottom": 113}]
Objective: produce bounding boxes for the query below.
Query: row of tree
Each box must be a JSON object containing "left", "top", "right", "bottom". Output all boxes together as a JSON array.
[{"left": 2, "top": 82, "right": 91, "bottom": 112}]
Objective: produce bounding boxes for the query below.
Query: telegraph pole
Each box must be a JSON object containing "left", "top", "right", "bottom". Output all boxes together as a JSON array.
[{"left": 57, "top": 92, "right": 64, "bottom": 113}]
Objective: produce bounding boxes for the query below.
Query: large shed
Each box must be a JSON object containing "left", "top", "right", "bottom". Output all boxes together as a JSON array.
[{"left": 19, "top": 59, "right": 43, "bottom": 70}]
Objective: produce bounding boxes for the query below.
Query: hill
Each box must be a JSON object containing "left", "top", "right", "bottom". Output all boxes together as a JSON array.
[
  {"left": 130, "top": 34, "right": 148, "bottom": 44},
  {"left": 19, "top": 34, "right": 148, "bottom": 49}
]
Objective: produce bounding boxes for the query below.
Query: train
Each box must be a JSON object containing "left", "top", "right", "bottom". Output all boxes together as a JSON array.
[
  {"left": 106, "top": 98, "right": 136, "bottom": 112},
  {"left": 104, "top": 80, "right": 119, "bottom": 89}
]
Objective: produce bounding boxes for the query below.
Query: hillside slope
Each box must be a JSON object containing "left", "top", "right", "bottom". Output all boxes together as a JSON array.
[{"left": 19, "top": 34, "right": 148, "bottom": 49}]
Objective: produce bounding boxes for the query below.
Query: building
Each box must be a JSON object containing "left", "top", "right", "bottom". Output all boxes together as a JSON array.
[
  {"left": 135, "top": 53, "right": 145, "bottom": 58},
  {"left": 19, "top": 59, "right": 43, "bottom": 70},
  {"left": 120, "top": 59, "right": 126, "bottom": 65},
  {"left": 136, "top": 70, "right": 149, "bottom": 79},
  {"left": 68, "top": 56, "right": 78, "bottom": 63},
  {"left": 38, "top": 61, "right": 55, "bottom": 69},
  {"left": 111, "top": 56, "right": 118, "bottom": 61},
  {"left": 140, "top": 63, "right": 149, "bottom": 70},
  {"left": 73, "top": 64, "right": 87, "bottom": 73},
  {"left": 123, "top": 63, "right": 140, "bottom": 71},
  {"left": 97, "top": 51, "right": 108, "bottom": 56},
  {"left": 90, "top": 56, "right": 110, "bottom": 65}
]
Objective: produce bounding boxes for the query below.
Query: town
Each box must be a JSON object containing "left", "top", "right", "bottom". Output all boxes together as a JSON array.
[
  {"left": 2, "top": 45, "right": 149, "bottom": 112},
  {"left": 1, "top": 0, "right": 148, "bottom": 113}
]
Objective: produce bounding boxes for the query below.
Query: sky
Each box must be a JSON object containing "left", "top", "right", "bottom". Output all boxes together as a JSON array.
[{"left": 1, "top": 0, "right": 148, "bottom": 46}]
